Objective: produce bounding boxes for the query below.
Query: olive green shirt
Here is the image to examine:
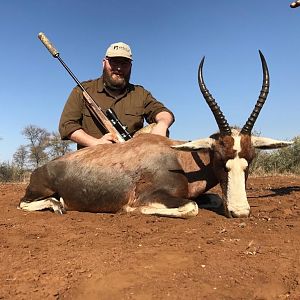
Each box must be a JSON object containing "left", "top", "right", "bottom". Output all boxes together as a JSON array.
[{"left": 59, "top": 77, "right": 174, "bottom": 145}]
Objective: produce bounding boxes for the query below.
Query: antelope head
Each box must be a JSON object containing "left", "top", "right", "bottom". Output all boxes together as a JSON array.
[{"left": 173, "top": 51, "right": 292, "bottom": 218}]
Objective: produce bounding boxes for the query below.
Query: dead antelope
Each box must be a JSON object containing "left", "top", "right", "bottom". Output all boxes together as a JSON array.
[{"left": 19, "top": 51, "right": 292, "bottom": 218}]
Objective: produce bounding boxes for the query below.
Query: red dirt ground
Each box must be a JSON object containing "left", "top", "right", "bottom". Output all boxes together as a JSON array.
[{"left": 0, "top": 175, "right": 300, "bottom": 300}]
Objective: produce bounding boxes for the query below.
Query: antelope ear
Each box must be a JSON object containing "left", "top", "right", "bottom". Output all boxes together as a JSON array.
[
  {"left": 171, "top": 138, "right": 214, "bottom": 151},
  {"left": 251, "top": 136, "right": 293, "bottom": 149}
]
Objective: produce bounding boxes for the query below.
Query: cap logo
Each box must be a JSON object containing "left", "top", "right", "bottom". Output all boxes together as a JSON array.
[{"left": 114, "top": 45, "right": 129, "bottom": 52}]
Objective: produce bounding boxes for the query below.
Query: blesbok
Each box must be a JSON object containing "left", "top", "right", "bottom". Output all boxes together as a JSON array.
[{"left": 19, "top": 51, "right": 292, "bottom": 218}]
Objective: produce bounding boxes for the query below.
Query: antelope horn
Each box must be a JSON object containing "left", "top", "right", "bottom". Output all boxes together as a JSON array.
[
  {"left": 198, "top": 57, "right": 231, "bottom": 136},
  {"left": 240, "top": 50, "right": 269, "bottom": 135}
]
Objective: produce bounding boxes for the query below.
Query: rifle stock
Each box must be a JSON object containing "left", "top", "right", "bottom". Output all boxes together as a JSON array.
[
  {"left": 81, "top": 91, "right": 126, "bottom": 142},
  {"left": 38, "top": 32, "right": 129, "bottom": 143}
]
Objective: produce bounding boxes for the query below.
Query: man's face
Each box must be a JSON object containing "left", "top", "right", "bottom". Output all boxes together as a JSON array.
[{"left": 103, "top": 57, "right": 132, "bottom": 90}]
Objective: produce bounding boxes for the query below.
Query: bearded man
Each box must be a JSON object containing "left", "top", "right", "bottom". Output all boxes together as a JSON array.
[{"left": 59, "top": 42, "right": 174, "bottom": 148}]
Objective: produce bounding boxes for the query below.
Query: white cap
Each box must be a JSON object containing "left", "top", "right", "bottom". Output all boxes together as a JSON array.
[{"left": 105, "top": 42, "right": 132, "bottom": 60}]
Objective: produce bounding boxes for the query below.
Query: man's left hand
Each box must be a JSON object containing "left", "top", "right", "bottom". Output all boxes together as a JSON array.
[{"left": 150, "top": 122, "right": 168, "bottom": 137}]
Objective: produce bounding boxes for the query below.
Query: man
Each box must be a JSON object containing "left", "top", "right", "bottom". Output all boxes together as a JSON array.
[{"left": 59, "top": 42, "right": 174, "bottom": 148}]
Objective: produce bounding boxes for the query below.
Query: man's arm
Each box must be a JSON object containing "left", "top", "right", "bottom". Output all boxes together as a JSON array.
[
  {"left": 150, "top": 111, "right": 174, "bottom": 137},
  {"left": 140, "top": 87, "right": 175, "bottom": 137}
]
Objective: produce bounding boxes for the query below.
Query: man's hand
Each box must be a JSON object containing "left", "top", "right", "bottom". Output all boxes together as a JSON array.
[
  {"left": 96, "top": 133, "right": 119, "bottom": 145},
  {"left": 69, "top": 129, "right": 119, "bottom": 147},
  {"left": 150, "top": 122, "right": 169, "bottom": 137}
]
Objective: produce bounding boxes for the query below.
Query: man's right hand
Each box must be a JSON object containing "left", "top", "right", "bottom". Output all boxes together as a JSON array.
[
  {"left": 96, "top": 133, "right": 119, "bottom": 145},
  {"left": 69, "top": 129, "right": 119, "bottom": 147}
]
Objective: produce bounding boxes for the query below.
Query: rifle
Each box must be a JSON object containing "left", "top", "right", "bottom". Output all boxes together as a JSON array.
[{"left": 38, "top": 32, "right": 132, "bottom": 142}]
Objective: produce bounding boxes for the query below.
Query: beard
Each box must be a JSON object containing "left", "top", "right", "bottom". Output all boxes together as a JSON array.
[{"left": 103, "top": 66, "right": 131, "bottom": 91}]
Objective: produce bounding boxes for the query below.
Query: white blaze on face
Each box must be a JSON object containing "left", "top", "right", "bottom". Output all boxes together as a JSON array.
[{"left": 225, "top": 135, "right": 250, "bottom": 217}]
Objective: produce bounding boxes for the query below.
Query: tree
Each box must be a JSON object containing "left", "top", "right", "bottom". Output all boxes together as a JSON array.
[
  {"left": 22, "top": 125, "right": 50, "bottom": 168},
  {"left": 12, "top": 145, "right": 29, "bottom": 180},
  {"left": 13, "top": 145, "right": 28, "bottom": 169},
  {"left": 48, "top": 132, "right": 73, "bottom": 159},
  {"left": 18, "top": 126, "right": 74, "bottom": 169}
]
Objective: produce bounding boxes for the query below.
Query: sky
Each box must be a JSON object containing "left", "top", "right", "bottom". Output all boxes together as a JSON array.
[{"left": 0, "top": 1, "right": 299, "bottom": 162}]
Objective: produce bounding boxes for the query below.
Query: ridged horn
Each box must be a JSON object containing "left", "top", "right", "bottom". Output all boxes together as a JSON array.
[
  {"left": 198, "top": 57, "right": 231, "bottom": 136},
  {"left": 240, "top": 50, "right": 270, "bottom": 135}
]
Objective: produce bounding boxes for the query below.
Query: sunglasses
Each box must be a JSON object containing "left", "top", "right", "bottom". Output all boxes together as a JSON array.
[{"left": 106, "top": 57, "right": 131, "bottom": 67}]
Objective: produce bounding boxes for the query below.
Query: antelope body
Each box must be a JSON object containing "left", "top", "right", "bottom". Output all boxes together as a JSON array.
[{"left": 19, "top": 51, "right": 292, "bottom": 218}]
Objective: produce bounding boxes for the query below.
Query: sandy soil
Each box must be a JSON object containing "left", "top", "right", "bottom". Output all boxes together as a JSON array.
[{"left": 0, "top": 175, "right": 300, "bottom": 300}]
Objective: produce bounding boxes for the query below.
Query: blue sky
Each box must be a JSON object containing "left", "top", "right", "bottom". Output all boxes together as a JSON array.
[{"left": 0, "top": 1, "right": 299, "bottom": 162}]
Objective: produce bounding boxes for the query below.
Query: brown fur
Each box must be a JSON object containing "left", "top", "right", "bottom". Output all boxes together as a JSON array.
[
  {"left": 20, "top": 134, "right": 216, "bottom": 213},
  {"left": 239, "top": 134, "right": 256, "bottom": 162}
]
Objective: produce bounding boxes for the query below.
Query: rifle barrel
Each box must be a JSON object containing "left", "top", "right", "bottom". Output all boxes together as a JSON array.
[{"left": 37, "top": 32, "right": 127, "bottom": 142}]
